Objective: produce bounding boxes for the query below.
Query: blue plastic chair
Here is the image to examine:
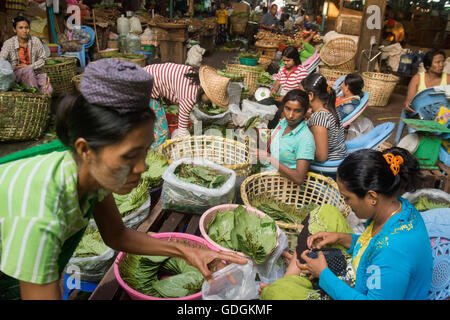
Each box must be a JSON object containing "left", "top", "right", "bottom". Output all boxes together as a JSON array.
[
  {"left": 395, "top": 87, "right": 450, "bottom": 144},
  {"left": 332, "top": 75, "right": 370, "bottom": 128},
  {"left": 310, "top": 122, "right": 396, "bottom": 176},
  {"left": 420, "top": 208, "right": 450, "bottom": 300},
  {"left": 62, "top": 272, "right": 98, "bottom": 300},
  {"left": 57, "top": 26, "right": 96, "bottom": 70}
]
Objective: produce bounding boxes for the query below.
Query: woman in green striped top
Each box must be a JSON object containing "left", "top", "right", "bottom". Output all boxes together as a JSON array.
[{"left": 0, "top": 59, "right": 246, "bottom": 300}]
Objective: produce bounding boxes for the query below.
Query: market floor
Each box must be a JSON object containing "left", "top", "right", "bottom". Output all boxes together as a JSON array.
[{"left": 0, "top": 49, "right": 406, "bottom": 158}]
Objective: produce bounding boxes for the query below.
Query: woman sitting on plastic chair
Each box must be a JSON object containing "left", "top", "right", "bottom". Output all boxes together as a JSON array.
[
  {"left": 335, "top": 73, "right": 364, "bottom": 120},
  {"left": 404, "top": 49, "right": 449, "bottom": 115},
  {"left": 301, "top": 73, "right": 347, "bottom": 163},
  {"left": 57, "top": 14, "right": 83, "bottom": 53}
]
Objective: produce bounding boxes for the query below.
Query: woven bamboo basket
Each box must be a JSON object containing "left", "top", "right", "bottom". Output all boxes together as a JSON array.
[
  {"left": 320, "top": 37, "right": 357, "bottom": 71},
  {"left": 226, "top": 63, "right": 262, "bottom": 95},
  {"left": 240, "top": 171, "right": 350, "bottom": 252},
  {"left": 112, "top": 54, "right": 146, "bottom": 67},
  {"left": 362, "top": 72, "right": 400, "bottom": 107},
  {"left": 230, "top": 15, "right": 248, "bottom": 34},
  {"left": 0, "top": 80, "right": 51, "bottom": 141},
  {"left": 72, "top": 74, "right": 83, "bottom": 92},
  {"left": 157, "top": 135, "right": 251, "bottom": 176},
  {"left": 319, "top": 66, "right": 353, "bottom": 86},
  {"left": 42, "top": 57, "right": 77, "bottom": 96},
  {"left": 255, "top": 40, "right": 279, "bottom": 49},
  {"left": 258, "top": 56, "right": 272, "bottom": 71}
]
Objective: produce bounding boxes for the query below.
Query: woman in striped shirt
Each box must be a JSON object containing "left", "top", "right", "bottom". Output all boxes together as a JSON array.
[
  {"left": 144, "top": 63, "right": 230, "bottom": 140},
  {"left": 268, "top": 46, "right": 308, "bottom": 129},
  {"left": 0, "top": 59, "right": 245, "bottom": 300},
  {"left": 301, "top": 73, "right": 347, "bottom": 162}
]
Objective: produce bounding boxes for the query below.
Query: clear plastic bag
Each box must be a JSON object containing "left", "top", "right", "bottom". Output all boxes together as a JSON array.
[
  {"left": 192, "top": 105, "right": 231, "bottom": 126},
  {"left": 65, "top": 220, "right": 116, "bottom": 283},
  {"left": 229, "top": 103, "right": 251, "bottom": 127},
  {"left": 160, "top": 158, "right": 236, "bottom": 214},
  {"left": 202, "top": 259, "right": 258, "bottom": 300},
  {"left": 122, "top": 198, "right": 151, "bottom": 230},
  {"left": 402, "top": 188, "right": 450, "bottom": 209},
  {"left": 241, "top": 99, "right": 278, "bottom": 121},
  {"left": 0, "top": 60, "right": 16, "bottom": 92},
  {"left": 346, "top": 117, "right": 374, "bottom": 140},
  {"left": 228, "top": 82, "right": 245, "bottom": 106}
]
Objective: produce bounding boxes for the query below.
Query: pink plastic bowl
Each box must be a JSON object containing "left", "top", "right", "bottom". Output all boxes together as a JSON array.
[
  {"left": 114, "top": 232, "right": 219, "bottom": 300},
  {"left": 199, "top": 204, "right": 281, "bottom": 262}
]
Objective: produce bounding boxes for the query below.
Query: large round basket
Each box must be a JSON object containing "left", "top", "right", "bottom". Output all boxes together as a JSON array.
[
  {"left": 72, "top": 74, "right": 82, "bottom": 92},
  {"left": 319, "top": 66, "right": 353, "bottom": 86},
  {"left": 320, "top": 37, "right": 357, "bottom": 71},
  {"left": 225, "top": 63, "right": 262, "bottom": 95},
  {"left": 240, "top": 171, "right": 350, "bottom": 253},
  {"left": 199, "top": 204, "right": 281, "bottom": 264},
  {"left": 42, "top": 57, "right": 77, "bottom": 96},
  {"left": 112, "top": 54, "right": 146, "bottom": 67},
  {"left": 0, "top": 91, "right": 51, "bottom": 141},
  {"left": 114, "top": 232, "right": 218, "bottom": 300},
  {"left": 157, "top": 135, "right": 251, "bottom": 176},
  {"left": 362, "top": 72, "right": 400, "bottom": 107}
]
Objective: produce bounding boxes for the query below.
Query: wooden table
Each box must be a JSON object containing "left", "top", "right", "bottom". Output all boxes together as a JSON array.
[{"left": 88, "top": 200, "right": 202, "bottom": 300}]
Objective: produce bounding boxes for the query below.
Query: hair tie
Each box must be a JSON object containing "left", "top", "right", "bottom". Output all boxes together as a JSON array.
[
  {"left": 383, "top": 153, "right": 404, "bottom": 176},
  {"left": 327, "top": 85, "right": 331, "bottom": 93}
]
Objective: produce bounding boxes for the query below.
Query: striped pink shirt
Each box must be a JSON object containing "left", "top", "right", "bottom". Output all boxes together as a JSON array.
[
  {"left": 273, "top": 65, "right": 308, "bottom": 95},
  {"left": 144, "top": 63, "right": 199, "bottom": 136}
]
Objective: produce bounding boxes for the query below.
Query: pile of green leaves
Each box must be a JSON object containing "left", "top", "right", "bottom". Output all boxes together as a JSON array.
[
  {"left": 414, "top": 196, "right": 450, "bottom": 211},
  {"left": 199, "top": 103, "right": 228, "bottom": 116},
  {"left": 74, "top": 228, "right": 109, "bottom": 258},
  {"left": 114, "top": 150, "right": 168, "bottom": 216},
  {"left": 45, "top": 59, "right": 63, "bottom": 66},
  {"left": 165, "top": 105, "right": 179, "bottom": 115},
  {"left": 10, "top": 83, "right": 40, "bottom": 93},
  {"left": 174, "top": 163, "right": 230, "bottom": 189},
  {"left": 244, "top": 115, "right": 262, "bottom": 131},
  {"left": 119, "top": 255, "right": 204, "bottom": 298},
  {"left": 190, "top": 124, "right": 229, "bottom": 138},
  {"left": 217, "top": 70, "right": 244, "bottom": 82},
  {"left": 257, "top": 72, "right": 275, "bottom": 85},
  {"left": 239, "top": 52, "right": 260, "bottom": 60},
  {"left": 207, "top": 205, "right": 278, "bottom": 264},
  {"left": 250, "top": 195, "right": 318, "bottom": 225}
]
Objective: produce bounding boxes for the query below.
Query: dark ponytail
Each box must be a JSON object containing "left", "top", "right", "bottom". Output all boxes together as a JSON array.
[
  {"left": 56, "top": 93, "right": 156, "bottom": 154},
  {"left": 301, "top": 72, "right": 340, "bottom": 127},
  {"left": 344, "top": 73, "right": 364, "bottom": 98},
  {"left": 337, "top": 147, "right": 423, "bottom": 198}
]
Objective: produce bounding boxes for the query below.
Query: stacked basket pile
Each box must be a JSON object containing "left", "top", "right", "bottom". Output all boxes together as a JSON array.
[
  {"left": 320, "top": 37, "right": 357, "bottom": 72},
  {"left": 362, "top": 72, "right": 400, "bottom": 107}
]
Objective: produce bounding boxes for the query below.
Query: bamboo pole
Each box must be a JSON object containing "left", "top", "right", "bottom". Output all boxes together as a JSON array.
[{"left": 92, "top": 8, "right": 100, "bottom": 52}]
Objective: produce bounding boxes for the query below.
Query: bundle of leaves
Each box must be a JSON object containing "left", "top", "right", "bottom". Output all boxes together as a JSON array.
[
  {"left": 44, "top": 59, "right": 63, "bottom": 66},
  {"left": 10, "top": 82, "right": 40, "bottom": 93},
  {"left": 239, "top": 52, "right": 260, "bottom": 60},
  {"left": 114, "top": 150, "right": 168, "bottom": 216},
  {"left": 165, "top": 104, "right": 179, "bottom": 115},
  {"left": 250, "top": 194, "right": 318, "bottom": 225},
  {"left": 207, "top": 205, "right": 278, "bottom": 264},
  {"left": 174, "top": 163, "right": 230, "bottom": 189},
  {"left": 257, "top": 72, "right": 275, "bottom": 85},
  {"left": 199, "top": 103, "right": 228, "bottom": 116},
  {"left": 119, "top": 254, "right": 204, "bottom": 298},
  {"left": 217, "top": 70, "right": 244, "bottom": 82},
  {"left": 414, "top": 196, "right": 450, "bottom": 211},
  {"left": 74, "top": 227, "right": 109, "bottom": 258}
]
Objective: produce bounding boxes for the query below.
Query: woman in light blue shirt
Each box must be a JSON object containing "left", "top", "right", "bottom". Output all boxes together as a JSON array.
[
  {"left": 299, "top": 147, "right": 433, "bottom": 300},
  {"left": 258, "top": 89, "right": 315, "bottom": 185}
]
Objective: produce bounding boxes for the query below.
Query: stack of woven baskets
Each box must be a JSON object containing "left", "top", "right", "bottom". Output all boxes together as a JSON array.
[
  {"left": 42, "top": 57, "right": 78, "bottom": 96},
  {"left": 320, "top": 37, "right": 357, "bottom": 73}
]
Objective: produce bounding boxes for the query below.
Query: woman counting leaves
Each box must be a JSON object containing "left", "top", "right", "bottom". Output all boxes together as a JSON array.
[
  {"left": 260, "top": 147, "right": 433, "bottom": 300},
  {"left": 0, "top": 59, "right": 246, "bottom": 300}
]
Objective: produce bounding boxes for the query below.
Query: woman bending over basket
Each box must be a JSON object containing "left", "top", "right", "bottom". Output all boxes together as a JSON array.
[
  {"left": 143, "top": 63, "right": 230, "bottom": 145},
  {"left": 259, "top": 147, "right": 432, "bottom": 300},
  {"left": 0, "top": 59, "right": 246, "bottom": 300},
  {"left": 0, "top": 16, "right": 51, "bottom": 94},
  {"left": 257, "top": 89, "right": 315, "bottom": 186},
  {"left": 301, "top": 72, "right": 347, "bottom": 162}
]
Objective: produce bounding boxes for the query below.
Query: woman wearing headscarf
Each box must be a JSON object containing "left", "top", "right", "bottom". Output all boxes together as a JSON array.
[{"left": 0, "top": 59, "right": 245, "bottom": 300}]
